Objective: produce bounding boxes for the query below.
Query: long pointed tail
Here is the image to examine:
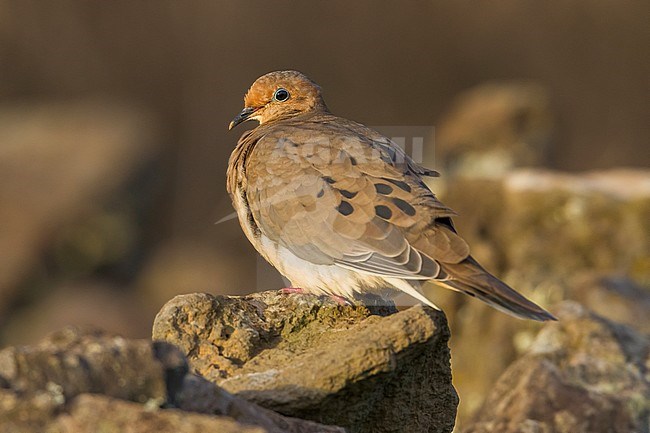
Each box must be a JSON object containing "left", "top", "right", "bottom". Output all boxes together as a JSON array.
[{"left": 437, "top": 256, "right": 556, "bottom": 321}]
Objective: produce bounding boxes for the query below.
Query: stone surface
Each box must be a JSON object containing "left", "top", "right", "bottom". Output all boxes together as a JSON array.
[
  {"left": 152, "top": 290, "right": 458, "bottom": 433},
  {"left": 0, "top": 326, "right": 169, "bottom": 402},
  {"left": 0, "top": 326, "right": 343, "bottom": 433},
  {"left": 0, "top": 392, "right": 267, "bottom": 433},
  {"left": 567, "top": 274, "right": 650, "bottom": 334},
  {"left": 461, "top": 302, "right": 650, "bottom": 433}
]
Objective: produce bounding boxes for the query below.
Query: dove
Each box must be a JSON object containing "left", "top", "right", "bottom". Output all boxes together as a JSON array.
[{"left": 227, "top": 70, "right": 555, "bottom": 321}]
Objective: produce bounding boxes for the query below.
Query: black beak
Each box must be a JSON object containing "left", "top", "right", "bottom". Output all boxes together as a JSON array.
[{"left": 228, "top": 107, "right": 257, "bottom": 130}]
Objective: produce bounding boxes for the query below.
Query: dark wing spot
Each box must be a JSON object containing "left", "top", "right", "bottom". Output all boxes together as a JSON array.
[
  {"left": 316, "top": 189, "right": 324, "bottom": 198},
  {"left": 374, "top": 183, "right": 393, "bottom": 195},
  {"left": 349, "top": 156, "right": 358, "bottom": 166},
  {"left": 380, "top": 146, "right": 397, "bottom": 163},
  {"left": 436, "top": 216, "right": 457, "bottom": 232},
  {"left": 323, "top": 176, "right": 336, "bottom": 184},
  {"left": 383, "top": 178, "right": 411, "bottom": 193},
  {"left": 391, "top": 198, "right": 416, "bottom": 216},
  {"left": 337, "top": 201, "right": 354, "bottom": 216},
  {"left": 340, "top": 189, "right": 357, "bottom": 199},
  {"left": 375, "top": 205, "right": 392, "bottom": 220}
]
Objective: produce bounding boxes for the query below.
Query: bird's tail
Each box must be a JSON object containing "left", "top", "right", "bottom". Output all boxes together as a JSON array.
[{"left": 436, "top": 256, "right": 556, "bottom": 322}]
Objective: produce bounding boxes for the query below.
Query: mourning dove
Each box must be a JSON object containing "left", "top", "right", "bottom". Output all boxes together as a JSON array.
[{"left": 227, "top": 70, "right": 555, "bottom": 321}]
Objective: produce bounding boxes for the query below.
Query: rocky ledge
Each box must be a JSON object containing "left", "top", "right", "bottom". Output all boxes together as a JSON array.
[
  {"left": 152, "top": 290, "right": 458, "bottom": 433},
  {"left": 462, "top": 301, "right": 650, "bottom": 433},
  {"left": 0, "top": 326, "right": 345, "bottom": 433},
  {"left": 0, "top": 290, "right": 458, "bottom": 433}
]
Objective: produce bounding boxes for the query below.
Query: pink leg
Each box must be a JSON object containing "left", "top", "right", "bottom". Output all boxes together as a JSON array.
[
  {"left": 329, "top": 294, "right": 352, "bottom": 306},
  {"left": 279, "top": 287, "right": 305, "bottom": 294},
  {"left": 279, "top": 287, "right": 352, "bottom": 305}
]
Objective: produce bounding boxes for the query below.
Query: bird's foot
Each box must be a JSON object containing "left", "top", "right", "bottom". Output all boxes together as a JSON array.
[
  {"left": 279, "top": 287, "right": 351, "bottom": 306},
  {"left": 328, "top": 294, "right": 353, "bottom": 306},
  {"left": 279, "top": 287, "right": 305, "bottom": 294}
]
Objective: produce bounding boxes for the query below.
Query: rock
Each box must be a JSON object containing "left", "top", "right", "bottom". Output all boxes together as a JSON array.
[
  {"left": 422, "top": 83, "right": 554, "bottom": 272},
  {"left": 437, "top": 168, "right": 650, "bottom": 284},
  {"left": 461, "top": 302, "right": 650, "bottom": 433},
  {"left": 567, "top": 274, "right": 650, "bottom": 334},
  {"left": 0, "top": 101, "right": 159, "bottom": 313},
  {"left": 424, "top": 167, "right": 650, "bottom": 425},
  {"left": 152, "top": 291, "right": 458, "bottom": 433},
  {"left": 500, "top": 168, "right": 650, "bottom": 285},
  {"left": 58, "top": 394, "right": 268, "bottom": 433},
  {"left": 0, "top": 326, "right": 343, "bottom": 433},
  {"left": 0, "top": 326, "right": 169, "bottom": 401},
  {"left": 172, "top": 374, "right": 344, "bottom": 433},
  {"left": 430, "top": 81, "right": 553, "bottom": 181}
]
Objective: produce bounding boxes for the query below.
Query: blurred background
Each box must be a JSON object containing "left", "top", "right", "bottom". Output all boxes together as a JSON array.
[{"left": 1, "top": 0, "right": 648, "bottom": 426}]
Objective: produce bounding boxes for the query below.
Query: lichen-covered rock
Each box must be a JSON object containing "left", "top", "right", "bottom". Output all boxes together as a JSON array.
[
  {"left": 567, "top": 274, "right": 650, "bottom": 333},
  {"left": 500, "top": 168, "right": 650, "bottom": 285},
  {"left": 429, "top": 81, "right": 553, "bottom": 181},
  {"left": 0, "top": 326, "right": 169, "bottom": 403},
  {"left": 426, "top": 167, "right": 650, "bottom": 425},
  {"left": 63, "top": 394, "right": 268, "bottom": 433},
  {"left": 152, "top": 291, "right": 458, "bottom": 433},
  {"left": 461, "top": 302, "right": 650, "bottom": 433},
  {"left": 0, "top": 326, "right": 343, "bottom": 433},
  {"left": 437, "top": 168, "right": 650, "bottom": 285}
]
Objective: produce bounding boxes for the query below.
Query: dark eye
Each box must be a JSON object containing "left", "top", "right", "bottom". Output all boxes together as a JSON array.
[{"left": 273, "top": 88, "right": 290, "bottom": 102}]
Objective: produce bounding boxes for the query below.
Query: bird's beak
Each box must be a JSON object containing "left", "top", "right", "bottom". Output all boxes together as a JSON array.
[{"left": 229, "top": 107, "right": 258, "bottom": 130}]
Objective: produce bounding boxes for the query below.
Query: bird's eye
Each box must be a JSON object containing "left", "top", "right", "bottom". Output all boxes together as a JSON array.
[{"left": 273, "top": 88, "right": 290, "bottom": 102}]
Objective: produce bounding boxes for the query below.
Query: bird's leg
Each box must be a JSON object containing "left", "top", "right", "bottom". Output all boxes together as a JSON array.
[
  {"left": 278, "top": 287, "right": 351, "bottom": 306},
  {"left": 279, "top": 287, "right": 305, "bottom": 294},
  {"left": 328, "top": 294, "right": 353, "bottom": 306}
]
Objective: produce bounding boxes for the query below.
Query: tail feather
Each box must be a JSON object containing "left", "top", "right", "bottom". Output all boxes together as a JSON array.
[{"left": 436, "top": 256, "right": 556, "bottom": 322}]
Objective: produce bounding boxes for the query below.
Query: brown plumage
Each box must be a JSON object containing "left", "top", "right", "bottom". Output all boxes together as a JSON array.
[{"left": 227, "top": 70, "right": 555, "bottom": 321}]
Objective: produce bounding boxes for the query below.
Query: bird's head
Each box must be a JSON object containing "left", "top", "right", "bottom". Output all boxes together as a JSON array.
[{"left": 229, "top": 70, "right": 328, "bottom": 130}]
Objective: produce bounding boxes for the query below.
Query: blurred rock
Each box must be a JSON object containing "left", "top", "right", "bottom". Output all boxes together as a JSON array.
[
  {"left": 0, "top": 326, "right": 169, "bottom": 402},
  {"left": 501, "top": 168, "right": 650, "bottom": 284},
  {"left": 0, "top": 326, "right": 343, "bottom": 433},
  {"left": 433, "top": 168, "right": 650, "bottom": 299},
  {"left": 0, "top": 101, "right": 159, "bottom": 313},
  {"left": 0, "top": 281, "right": 151, "bottom": 345},
  {"left": 428, "top": 272, "right": 650, "bottom": 427},
  {"left": 462, "top": 302, "right": 650, "bottom": 433},
  {"left": 430, "top": 82, "right": 553, "bottom": 180},
  {"left": 426, "top": 167, "right": 650, "bottom": 425},
  {"left": 439, "top": 171, "right": 648, "bottom": 287},
  {"left": 424, "top": 83, "right": 553, "bottom": 271},
  {"left": 440, "top": 167, "right": 650, "bottom": 286},
  {"left": 56, "top": 395, "right": 268, "bottom": 433},
  {"left": 568, "top": 274, "right": 650, "bottom": 333},
  {"left": 152, "top": 291, "right": 458, "bottom": 433}
]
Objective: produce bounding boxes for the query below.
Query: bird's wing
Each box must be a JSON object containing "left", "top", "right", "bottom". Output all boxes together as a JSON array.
[{"left": 244, "top": 118, "right": 470, "bottom": 280}]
